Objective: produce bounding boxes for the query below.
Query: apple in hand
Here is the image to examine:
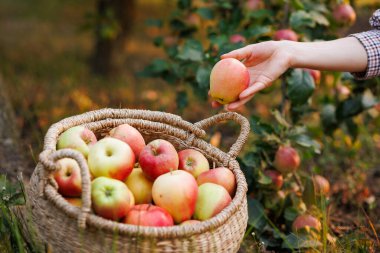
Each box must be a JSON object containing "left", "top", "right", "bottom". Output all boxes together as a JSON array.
[
  {"left": 194, "top": 183, "right": 232, "bottom": 221},
  {"left": 274, "top": 146, "right": 300, "bottom": 174},
  {"left": 333, "top": 3, "right": 356, "bottom": 25},
  {"left": 57, "top": 126, "right": 97, "bottom": 158},
  {"left": 178, "top": 149, "right": 209, "bottom": 178},
  {"left": 91, "top": 177, "right": 132, "bottom": 221},
  {"left": 88, "top": 137, "right": 135, "bottom": 181},
  {"left": 125, "top": 167, "right": 153, "bottom": 204},
  {"left": 152, "top": 170, "right": 198, "bottom": 223},
  {"left": 109, "top": 124, "right": 146, "bottom": 159},
  {"left": 139, "top": 139, "right": 179, "bottom": 180},
  {"left": 263, "top": 169, "right": 283, "bottom": 190},
  {"left": 54, "top": 158, "right": 82, "bottom": 197},
  {"left": 209, "top": 58, "right": 250, "bottom": 105},
  {"left": 65, "top": 198, "right": 82, "bottom": 207},
  {"left": 124, "top": 204, "right": 174, "bottom": 227},
  {"left": 273, "top": 29, "right": 298, "bottom": 42},
  {"left": 197, "top": 167, "right": 236, "bottom": 197}
]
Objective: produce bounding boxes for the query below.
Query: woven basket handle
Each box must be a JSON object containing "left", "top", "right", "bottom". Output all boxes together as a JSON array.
[
  {"left": 39, "top": 149, "right": 92, "bottom": 229},
  {"left": 194, "top": 112, "right": 250, "bottom": 159}
]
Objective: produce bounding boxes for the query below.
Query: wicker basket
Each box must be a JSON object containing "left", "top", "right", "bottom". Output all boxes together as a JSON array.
[{"left": 27, "top": 108, "right": 250, "bottom": 253}]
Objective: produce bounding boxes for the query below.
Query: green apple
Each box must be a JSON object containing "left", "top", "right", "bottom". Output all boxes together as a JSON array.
[{"left": 57, "top": 126, "right": 97, "bottom": 158}]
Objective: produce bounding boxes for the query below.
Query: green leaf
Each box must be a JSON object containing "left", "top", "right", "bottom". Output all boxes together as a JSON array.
[
  {"left": 282, "top": 233, "right": 322, "bottom": 249},
  {"left": 248, "top": 9, "right": 272, "bottom": 19},
  {"left": 345, "top": 118, "right": 358, "bottom": 141},
  {"left": 362, "top": 89, "right": 377, "bottom": 109},
  {"left": 177, "top": 39, "right": 203, "bottom": 62},
  {"left": 291, "top": 0, "right": 304, "bottom": 10},
  {"left": 257, "top": 170, "right": 272, "bottom": 185},
  {"left": 290, "top": 134, "right": 321, "bottom": 154},
  {"left": 247, "top": 199, "right": 267, "bottom": 230},
  {"left": 138, "top": 59, "right": 170, "bottom": 77},
  {"left": 178, "top": 0, "right": 191, "bottom": 9},
  {"left": 290, "top": 10, "right": 315, "bottom": 30},
  {"left": 287, "top": 69, "right": 315, "bottom": 106},
  {"left": 145, "top": 18, "right": 163, "bottom": 27},
  {"left": 336, "top": 96, "right": 363, "bottom": 121},
  {"left": 242, "top": 152, "right": 261, "bottom": 168},
  {"left": 195, "top": 66, "right": 211, "bottom": 90},
  {"left": 310, "top": 11, "right": 330, "bottom": 26},
  {"left": 321, "top": 104, "right": 338, "bottom": 130},
  {"left": 249, "top": 115, "right": 274, "bottom": 136},
  {"left": 302, "top": 176, "right": 316, "bottom": 208},
  {"left": 176, "top": 91, "right": 188, "bottom": 111},
  {"left": 284, "top": 207, "right": 300, "bottom": 221},
  {"left": 272, "top": 110, "right": 291, "bottom": 128},
  {"left": 196, "top": 7, "right": 214, "bottom": 20},
  {"left": 247, "top": 25, "right": 272, "bottom": 38}
]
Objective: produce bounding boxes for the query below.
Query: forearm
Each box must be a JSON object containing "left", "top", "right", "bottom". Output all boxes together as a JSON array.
[{"left": 284, "top": 37, "right": 368, "bottom": 73}]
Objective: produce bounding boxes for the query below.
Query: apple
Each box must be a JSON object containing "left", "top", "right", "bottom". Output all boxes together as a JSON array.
[
  {"left": 152, "top": 170, "right": 198, "bottom": 223},
  {"left": 292, "top": 214, "right": 321, "bottom": 233},
  {"left": 312, "top": 175, "right": 330, "bottom": 196},
  {"left": 139, "top": 139, "right": 179, "bottom": 180},
  {"left": 263, "top": 169, "right": 283, "bottom": 190},
  {"left": 127, "top": 187, "right": 135, "bottom": 206},
  {"left": 274, "top": 146, "right": 300, "bottom": 174},
  {"left": 273, "top": 29, "right": 298, "bottom": 42},
  {"left": 304, "top": 68, "right": 321, "bottom": 84},
  {"left": 186, "top": 13, "right": 201, "bottom": 27},
  {"left": 124, "top": 204, "right": 174, "bottom": 227},
  {"left": 245, "top": 0, "right": 264, "bottom": 11},
  {"left": 229, "top": 34, "right": 246, "bottom": 44},
  {"left": 197, "top": 167, "right": 236, "bottom": 197},
  {"left": 57, "top": 126, "right": 97, "bottom": 158},
  {"left": 125, "top": 167, "right": 153, "bottom": 204},
  {"left": 109, "top": 124, "right": 146, "bottom": 159},
  {"left": 180, "top": 220, "right": 201, "bottom": 225},
  {"left": 54, "top": 158, "right": 82, "bottom": 197},
  {"left": 178, "top": 149, "right": 209, "bottom": 178},
  {"left": 91, "top": 177, "right": 132, "bottom": 221},
  {"left": 194, "top": 183, "right": 232, "bottom": 221},
  {"left": 209, "top": 58, "right": 250, "bottom": 104},
  {"left": 163, "top": 36, "right": 177, "bottom": 47},
  {"left": 88, "top": 137, "right": 135, "bottom": 181},
  {"left": 64, "top": 198, "right": 82, "bottom": 207},
  {"left": 333, "top": 3, "right": 356, "bottom": 25}
]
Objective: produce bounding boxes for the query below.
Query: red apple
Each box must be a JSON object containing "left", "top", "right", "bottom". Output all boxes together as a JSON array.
[
  {"left": 180, "top": 220, "right": 201, "bottom": 225},
  {"left": 178, "top": 149, "right": 209, "bottom": 178},
  {"left": 274, "top": 146, "right": 300, "bottom": 174},
  {"left": 292, "top": 214, "right": 321, "bottom": 233},
  {"left": 57, "top": 126, "right": 97, "bottom": 158},
  {"left": 109, "top": 124, "right": 146, "bottom": 159},
  {"left": 245, "top": 0, "right": 264, "bottom": 11},
  {"left": 304, "top": 68, "right": 321, "bottom": 84},
  {"left": 229, "top": 34, "right": 246, "bottom": 44},
  {"left": 186, "top": 13, "right": 201, "bottom": 27},
  {"left": 197, "top": 167, "right": 236, "bottom": 197},
  {"left": 139, "top": 139, "right": 179, "bottom": 180},
  {"left": 209, "top": 58, "right": 250, "bottom": 104},
  {"left": 54, "top": 158, "right": 82, "bottom": 197},
  {"left": 273, "top": 29, "right": 298, "bottom": 41},
  {"left": 64, "top": 198, "right": 82, "bottom": 207},
  {"left": 312, "top": 175, "right": 330, "bottom": 196},
  {"left": 333, "top": 3, "right": 356, "bottom": 25},
  {"left": 263, "top": 169, "right": 283, "bottom": 190},
  {"left": 194, "top": 183, "right": 232, "bottom": 221},
  {"left": 91, "top": 177, "right": 132, "bottom": 221},
  {"left": 88, "top": 137, "right": 135, "bottom": 181},
  {"left": 124, "top": 204, "right": 174, "bottom": 227},
  {"left": 152, "top": 170, "right": 198, "bottom": 223},
  {"left": 125, "top": 167, "right": 153, "bottom": 204}
]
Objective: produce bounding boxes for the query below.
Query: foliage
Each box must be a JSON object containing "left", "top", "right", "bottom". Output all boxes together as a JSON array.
[{"left": 142, "top": 0, "right": 380, "bottom": 251}]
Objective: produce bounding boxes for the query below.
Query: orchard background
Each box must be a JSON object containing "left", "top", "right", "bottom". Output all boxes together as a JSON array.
[{"left": 0, "top": 0, "right": 379, "bottom": 252}]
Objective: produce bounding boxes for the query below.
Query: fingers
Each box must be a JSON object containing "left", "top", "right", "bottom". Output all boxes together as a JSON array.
[
  {"left": 221, "top": 45, "right": 253, "bottom": 62},
  {"left": 239, "top": 82, "right": 268, "bottom": 99},
  {"left": 225, "top": 95, "right": 253, "bottom": 111}
]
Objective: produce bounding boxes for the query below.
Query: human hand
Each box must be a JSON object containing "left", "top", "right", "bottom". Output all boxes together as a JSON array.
[{"left": 212, "top": 41, "right": 294, "bottom": 111}]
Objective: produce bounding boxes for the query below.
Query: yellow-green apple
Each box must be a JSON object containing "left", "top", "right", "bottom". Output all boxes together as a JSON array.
[
  {"left": 209, "top": 58, "right": 250, "bottom": 105},
  {"left": 124, "top": 204, "right": 174, "bottom": 227},
  {"left": 229, "top": 34, "right": 246, "bottom": 44},
  {"left": 180, "top": 220, "right": 201, "bottom": 225},
  {"left": 139, "top": 139, "right": 179, "bottom": 180},
  {"left": 54, "top": 158, "right": 82, "bottom": 197},
  {"left": 91, "top": 177, "right": 132, "bottom": 221},
  {"left": 196, "top": 167, "right": 236, "bottom": 197},
  {"left": 109, "top": 124, "right": 146, "bottom": 159},
  {"left": 312, "top": 175, "right": 330, "bottom": 196},
  {"left": 194, "top": 183, "right": 232, "bottom": 221},
  {"left": 57, "top": 126, "right": 97, "bottom": 158},
  {"left": 263, "top": 169, "right": 283, "bottom": 190},
  {"left": 88, "top": 137, "right": 135, "bottom": 181},
  {"left": 333, "top": 3, "right": 356, "bottom": 25},
  {"left": 152, "top": 170, "right": 198, "bottom": 223},
  {"left": 64, "top": 198, "right": 82, "bottom": 207},
  {"left": 178, "top": 149, "right": 209, "bottom": 178},
  {"left": 125, "top": 167, "right": 153, "bottom": 204},
  {"left": 292, "top": 214, "right": 321, "bottom": 234},
  {"left": 274, "top": 146, "right": 300, "bottom": 174},
  {"left": 273, "top": 29, "right": 298, "bottom": 41}
]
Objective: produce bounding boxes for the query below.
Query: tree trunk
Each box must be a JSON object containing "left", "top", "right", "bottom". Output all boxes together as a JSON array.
[
  {"left": 0, "top": 75, "right": 31, "bottom": 181},
  {"left": 91, "top": 0, "right": 136, "bottom": 77}
]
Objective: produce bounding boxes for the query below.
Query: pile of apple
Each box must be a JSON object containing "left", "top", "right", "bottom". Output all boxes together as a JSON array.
[{"left": 53, "top": 124, "right": 236, "bottom": 227}]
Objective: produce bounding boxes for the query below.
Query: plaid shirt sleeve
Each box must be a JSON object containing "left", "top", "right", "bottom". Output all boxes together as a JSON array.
[{"left": 349, "top": 9, "right": 380, "bottom": 79}]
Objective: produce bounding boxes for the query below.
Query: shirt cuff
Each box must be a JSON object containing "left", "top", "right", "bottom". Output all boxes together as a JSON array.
[{"left": 349, "top": 30, "right": 380, "bottom": 80}]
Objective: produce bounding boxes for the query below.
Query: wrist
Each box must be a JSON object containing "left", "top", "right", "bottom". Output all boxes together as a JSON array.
[{"left": 275, "top": 40, "right": 299, "bottom": 69}]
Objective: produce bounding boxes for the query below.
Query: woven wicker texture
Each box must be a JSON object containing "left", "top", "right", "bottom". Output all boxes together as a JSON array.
[{"left": 27, "top": 108, "right": 250, "bottom": 253}]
